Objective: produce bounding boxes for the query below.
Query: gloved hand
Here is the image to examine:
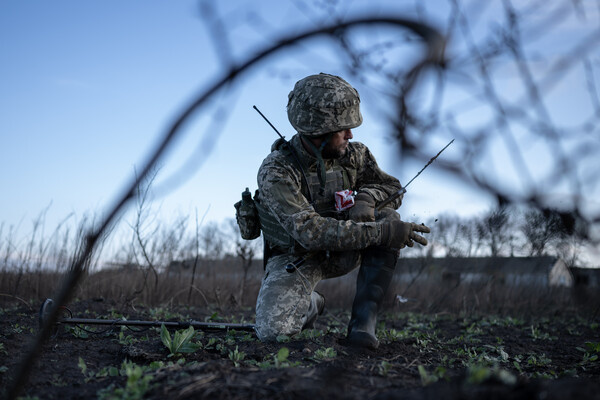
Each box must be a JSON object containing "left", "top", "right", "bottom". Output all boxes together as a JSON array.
[
  {"left": 380, "top": 214, "right": 431, "bottom": 249},
  {"left": 348, "top": 192, "right": 376, "bottom": 222},
  {"left": 375, "top": 207, "right": 397, "bottom": 221}
]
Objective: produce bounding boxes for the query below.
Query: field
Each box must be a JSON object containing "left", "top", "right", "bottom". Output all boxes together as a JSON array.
[{"left": 1, "top": 268, "right": 600, "bottom": 399}]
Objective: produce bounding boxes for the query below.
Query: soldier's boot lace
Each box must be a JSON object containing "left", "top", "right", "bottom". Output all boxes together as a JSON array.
[
  {"left": 301, "top": 291, "right": 325, "bottom": 330},
  {"left": 347, "top": 246, "right": 398, "bottom": 349}
]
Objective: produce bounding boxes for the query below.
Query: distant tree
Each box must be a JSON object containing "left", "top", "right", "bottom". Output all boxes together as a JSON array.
[
  {"left": 225, "top": 218, "right": 261, "bottom": 305},
  {"left": 521, "top": 208, "right": 566, "bottom": 256},
  {"left": 457, "top": 218, "right": 482, "bottom": 257},
  {"left": 476, "top": 207, "right": 512, "bottom": 257},
  {"left": 546, "top": 212, "right": 586, "bottom": 268},
  {"left": 427, "top": 215, "right": 455, "bottom": 257},
  {"left": 555, "top": 234, "right": 583, "bottom": 269},
  {"left": 199, "top": 221, "right": 225, "bottom": 260},
  {"left": 401, "top": 214, "right": 481, "bottom": 258}
]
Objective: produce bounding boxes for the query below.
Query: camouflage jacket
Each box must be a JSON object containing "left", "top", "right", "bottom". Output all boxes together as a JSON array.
[{"left": 256, "top": 134, "right": 402, "bottom": 253}]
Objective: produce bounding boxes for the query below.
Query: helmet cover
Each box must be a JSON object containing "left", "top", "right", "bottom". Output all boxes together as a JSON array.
[{"left": 287, "top": 73, "right": 362, "bottom": 137}]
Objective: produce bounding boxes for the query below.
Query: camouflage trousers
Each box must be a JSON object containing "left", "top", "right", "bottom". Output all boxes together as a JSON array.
[{"left": 255, "top": 250, "right": 362, "bottom": 342}]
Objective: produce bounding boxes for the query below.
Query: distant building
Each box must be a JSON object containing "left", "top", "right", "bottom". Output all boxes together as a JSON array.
[
  {"left": 570, "top": 267, "right": 600, "bottom": 288},
  {"left": 395, "top": 256, "right": 574, "bottom": 287}
]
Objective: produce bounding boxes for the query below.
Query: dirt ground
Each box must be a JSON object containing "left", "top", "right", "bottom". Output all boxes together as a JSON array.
[{"left": 1, "top": 298, "right": 599, "bottom": 400}]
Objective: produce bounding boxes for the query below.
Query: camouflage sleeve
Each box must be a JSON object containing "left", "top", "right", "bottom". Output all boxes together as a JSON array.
[
  {"left": 257, "top": 153, "right": 382, "bottom": 252},
  {"left": 350, "top": 142, "right": 403, "bottom": 209}
]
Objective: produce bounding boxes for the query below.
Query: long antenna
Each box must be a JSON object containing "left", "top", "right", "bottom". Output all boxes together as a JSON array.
[
  {"left": 376, "top": 139, "right": 454, "bottom": 210},
  {"left": 253, "top": 105, "right": 285, "bottom": 140},
  {"left": 404, "top": 138, "right": 454, "bottom": 189}
]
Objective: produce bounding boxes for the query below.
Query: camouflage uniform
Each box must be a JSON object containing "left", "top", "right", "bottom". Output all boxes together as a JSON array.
[
  {"left": 254, "top": 133, "right": 403, "bottom": 341},
  {"left": 249, "top": 73, "right": 426, "bottom": 347}
]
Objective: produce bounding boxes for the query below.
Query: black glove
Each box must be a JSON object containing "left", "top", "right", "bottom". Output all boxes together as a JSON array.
[
  {"left": 380, "top": 215, "right": 430, "bottom": 249},
  {"left": 375, "top": 207, "right": 397, "bottom": 221},
  {"left": 348, "top": 192, "right": 376, "bottom": 222}
]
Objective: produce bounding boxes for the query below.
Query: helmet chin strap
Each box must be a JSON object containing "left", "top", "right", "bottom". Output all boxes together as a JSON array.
[{"left": 302, "top": 132, "right": 334, "bottom": 196}]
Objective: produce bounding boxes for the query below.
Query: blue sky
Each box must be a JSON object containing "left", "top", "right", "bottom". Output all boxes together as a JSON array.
[{"left": 1, "top": 1, "right": 598, "bottom": 264}]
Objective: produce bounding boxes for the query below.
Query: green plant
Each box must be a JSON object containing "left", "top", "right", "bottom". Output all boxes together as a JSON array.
[
  {"left": 482, "top": 344, "right": 510, "bottom": 363},
  {"left": 378, "top": 361, "right": 392, "bottom": 377},
  {"left": 526, "top": 353, "right": 552, "bottom": 367},
  {"left": 160, "top": 324, "right": 201, "bottom": 357},
  {"left": 256, "top": 347, "right": 300, "bottom": 369},
  {"left": 294, "top": 328, "right": 324, "bottom": 340},
  {"left": 78, "top": 357, "right": 96, "bottom": 383},
  {"left": 325, "top": 324, "right": 346, "bottom": 335},
  {"left": 226, "top": 329, "right": 255, "bottom": 342},
  {"left": 78, "top": 357, "right": 120, "bottom": 383},
  {"left": 228, "top": 346, "right": 246, "bottom": 367},
  {"left": 381, "top": 328, "right": 409, "bottom": 342},
  {"left": 117, "top": 331, "right": 138, "bottom": 346},
  {"left": 577, "top": 341, "right": 599, "bottom": 367},
  {"left": 487, "top": 316, "right": 525, "bottom": 327},
  {"left": 314, "top": 347, "right": 337, "bottom": 361},
  {"left": 204, "top": 337, "right": 220, "bottom": 350},
  {"left": 149, "top": 306, "right": 182, "bottom": 321},
  {"left": 68, "top": 325, "right": 89, "bottom": 339},
  {"left": 202, "top": 336, "right": 229, "bottom": 355},
  {"left": 529, "top": 325, "right": 557, "bottom": 341},
  {"left": 107, "top": 309, "right": 126, "bottom": 320},
  {"left": 98, "top": 360, "right": 153, "bottom": 400},
  {"left": 513, "top": 356, "right": 523, "bottom": 374},
  {"left": 583, "top": 341, "right": 600, "bottom": 353},
  {"left": 531, "top": 370, "right": 558, "bottom": 379},
  {"left": 418, "top": 365, "right": 447, "bottom": 386},
  {"left": 454, "top": 345, "right": 480, "bottom": 363},
  {"left": 205, "top": 311, "right": 221, "bottom": 322},
  {"left": 274, "top": 347, "right": 291, "bottom": 368},
  {"left": 11, "top": 323, "right": 31, "bottom": 335},
  {"left": 566, "top": 326, "right": 582, "bottom": 336},
  {"left": 463, "top": 322, "right": 484, "bottom": 337},
  {"left": 466, "top": 365, "right": 516, "bottom": 385}
]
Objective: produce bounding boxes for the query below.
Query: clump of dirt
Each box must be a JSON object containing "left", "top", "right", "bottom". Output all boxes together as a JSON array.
[{"left": 1, "top": 298, "right": 599, "bottom": 399}]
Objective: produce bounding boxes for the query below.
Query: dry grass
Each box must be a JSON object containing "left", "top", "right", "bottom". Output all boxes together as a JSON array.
[{"left": 2, "top": 259, "right": 598, "bottom": 320}]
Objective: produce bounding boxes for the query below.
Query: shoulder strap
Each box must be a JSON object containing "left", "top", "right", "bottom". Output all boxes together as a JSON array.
[{"left": 279, "top": 141, "right": 314, "bottom": 204}]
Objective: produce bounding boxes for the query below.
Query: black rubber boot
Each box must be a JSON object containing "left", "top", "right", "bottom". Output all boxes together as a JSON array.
[{"left": 347, "top": 246, "right": 398, "bottom": 349}]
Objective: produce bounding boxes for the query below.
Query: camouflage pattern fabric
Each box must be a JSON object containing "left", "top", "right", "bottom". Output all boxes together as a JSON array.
[
  {"left": 287, "top": 73, "right": 363, "bottom": 137},
  {"left": 234, "top": 196, "right": 261, "bottom": 240},
  {"left": 255, "top": 251, "right": 361, "bottom": 341},
  {"left": 257, "top": 134, "right": 403, "bottom": 252},
  {"left": 254, "top": 134, "right": 403, "bottom": 341}
]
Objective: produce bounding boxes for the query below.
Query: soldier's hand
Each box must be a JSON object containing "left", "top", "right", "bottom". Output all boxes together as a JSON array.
[
  {"left": 407, "top": 223, "right": 431, "bottom": 247},
  {"left": 349, "top": 192, "right": 376, "bottom": 222},
  {"left": 374, "top": 207, "right": 396, "bottom": 221},
  {"left": 380, "top": 216, "right": 431, "bottom": 249}
]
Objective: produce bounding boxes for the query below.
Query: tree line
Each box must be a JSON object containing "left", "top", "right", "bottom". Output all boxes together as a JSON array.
[{"left": 401, "top": 206, "right": 588, "bottom": 268}]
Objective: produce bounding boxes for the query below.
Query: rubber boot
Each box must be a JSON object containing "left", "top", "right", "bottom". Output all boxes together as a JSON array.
[{"left": 347, "top": 246, "right": 398, "bottom": 349}]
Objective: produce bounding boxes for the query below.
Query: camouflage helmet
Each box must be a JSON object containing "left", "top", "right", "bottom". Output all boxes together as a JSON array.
[{"left": 287, "top": 73, "right": 363, "bottom": 137}]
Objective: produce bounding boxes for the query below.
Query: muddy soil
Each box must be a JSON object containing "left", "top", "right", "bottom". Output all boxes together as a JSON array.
[{"left": 1, "top": 298, "right": 599, "bottom": 399}]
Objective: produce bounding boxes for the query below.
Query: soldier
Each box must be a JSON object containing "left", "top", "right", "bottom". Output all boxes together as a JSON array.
[{"left": 253, "top": 73, "right": 430, "bottom": 349}]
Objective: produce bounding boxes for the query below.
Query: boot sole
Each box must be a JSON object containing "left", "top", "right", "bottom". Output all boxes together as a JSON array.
[{"left": 347, "top": 330, "right": 379, "bottom": 349}]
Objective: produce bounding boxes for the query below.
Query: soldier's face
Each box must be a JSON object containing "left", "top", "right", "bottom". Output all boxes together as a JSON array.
[{"left": 322, "top": 129, "right": 353, "bottom": 159}]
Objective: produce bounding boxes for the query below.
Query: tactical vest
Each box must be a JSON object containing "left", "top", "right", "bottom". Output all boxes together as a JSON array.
[{"left": 255, "top": 144, "right": 354, "bottom": 253}]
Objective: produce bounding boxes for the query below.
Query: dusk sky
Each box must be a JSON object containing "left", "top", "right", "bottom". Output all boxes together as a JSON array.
[{"left": 1, "top": 1, "right": 598, "bottom": 265}]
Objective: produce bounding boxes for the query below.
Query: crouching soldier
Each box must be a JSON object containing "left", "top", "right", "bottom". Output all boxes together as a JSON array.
[{"left": 247, "top": 73, "right": 430, "bottom": 349}]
